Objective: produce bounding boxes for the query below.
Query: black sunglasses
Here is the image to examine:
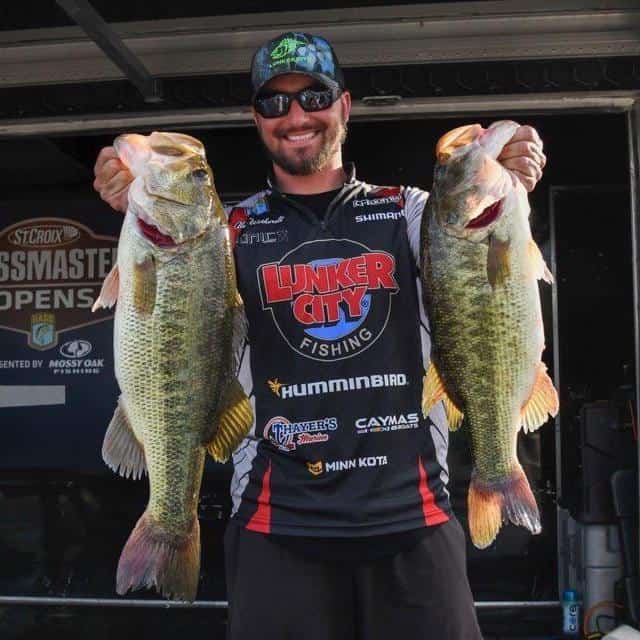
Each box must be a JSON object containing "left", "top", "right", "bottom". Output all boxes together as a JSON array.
[{"left": 254, "top": 85, "right": 342, "bottom": 119}]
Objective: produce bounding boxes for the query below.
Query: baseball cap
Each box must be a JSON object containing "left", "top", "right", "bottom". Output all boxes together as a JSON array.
[{"left": 250, "top": 32, "right": 345, "bottom": 99}]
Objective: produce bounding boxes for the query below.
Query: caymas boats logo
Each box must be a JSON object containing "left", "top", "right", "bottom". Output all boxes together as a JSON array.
[{"left": 258, "top": 239, "right": 399, "bottom": 362}]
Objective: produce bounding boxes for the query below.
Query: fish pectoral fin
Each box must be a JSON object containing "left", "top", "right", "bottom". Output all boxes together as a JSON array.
[
  {"left": 92, "top": 264, "right": 120, "bottom": 312},
  {"left": 422, "top": 362, "right": 464, "bottom": 428},
  {"left": 102, "top": 396, "right": 147, "bottom": 480},
  {"left": 422, "top": 362, "right": 445, "bottom": 417},
  {"left": 487, "top": 236, "right": 511, "bottom": 288},
  {"left": 133, "top": 255, "right": 157, "bottom": 316},
  {"left": 520, "top": 362, "right": 560, "bottom": 433},
  {"left": 206, "top": 378, "right": 253, "bottom": 463},
  {"left": 443, "top": 396, "right": 464, "bottom": 431},
  {"left": 528, "top": 239, "right": 554, "bottom": 284}
]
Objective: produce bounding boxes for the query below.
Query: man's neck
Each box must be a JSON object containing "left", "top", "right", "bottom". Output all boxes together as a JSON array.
[{"left": 273, "top": 159, "right": 346, "bottom": 195}]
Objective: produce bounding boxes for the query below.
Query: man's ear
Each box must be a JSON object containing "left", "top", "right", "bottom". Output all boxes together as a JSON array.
[{"left": 340, "top": 90, "right": 352, "bottom": 123}]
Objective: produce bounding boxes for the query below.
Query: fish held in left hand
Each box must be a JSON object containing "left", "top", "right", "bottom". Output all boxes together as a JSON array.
[
  {"left": 420, "top": 120, "right": 558, "bottom": 549},
  {"left": 93, "top": 131, "right": 253, "bottom": 601}
]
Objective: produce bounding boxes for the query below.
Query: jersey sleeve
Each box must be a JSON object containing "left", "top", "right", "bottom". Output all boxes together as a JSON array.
[{"left": 402, "top": 186, "right": 429, "bottom": 266}]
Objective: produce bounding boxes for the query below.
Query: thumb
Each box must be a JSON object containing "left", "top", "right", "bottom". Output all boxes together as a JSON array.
[{"left": 479, "top": 121, "right": 520, "bottom": 159}]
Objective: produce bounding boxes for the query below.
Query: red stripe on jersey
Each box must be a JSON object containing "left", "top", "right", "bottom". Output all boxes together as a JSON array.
[
  {"left": 418, "top": 456, "right": 450, "bottom": 526},
  {"left": 245, "top": 461, "right": 272, "bottom": 533}
]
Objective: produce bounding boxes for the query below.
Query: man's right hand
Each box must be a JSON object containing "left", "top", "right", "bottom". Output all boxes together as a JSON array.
[{"left": 93, "top": 146, "right": 133, "bottom": 213}]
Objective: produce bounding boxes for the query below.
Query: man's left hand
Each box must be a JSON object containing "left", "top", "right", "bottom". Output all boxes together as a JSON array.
[{"left": 497, "top": 125, "right": 546, "bottom": 193}]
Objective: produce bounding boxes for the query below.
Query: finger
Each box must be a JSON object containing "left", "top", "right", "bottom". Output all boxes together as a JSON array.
[
  {"left": 94, "top": 146, "right": 119, "bottom": 174},
  {"left": 508, "top": 124, "right": 543, "bottom": 148},
  {"left": 510, "top": 168, "right": 537, "bottom": 193},
  {"left": 501, "top": 155, "right": 543, "bottom": 182},
  {"left": 101, "top": 169, "right": 133, "bottom": 199},
  {"left": 101, "top": 182, "right": 130, "bottom": 213},
  {"left": 94, "top": 157, "right": 127, "bottom": 188},
  {"left": 539, "top": 149, "right": 547, "bottom": 169},
  {"left": 498, "top": 141, "right": 544, "bottom": 165}
]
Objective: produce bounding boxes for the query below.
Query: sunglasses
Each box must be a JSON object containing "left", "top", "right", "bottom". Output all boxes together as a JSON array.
[{"left": 254, "top": 85, "right": 342, "bottom": 119}]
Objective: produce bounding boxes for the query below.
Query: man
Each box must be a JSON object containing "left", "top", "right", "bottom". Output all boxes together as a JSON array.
[{"left": 94, "top": 32, "right": 546, "bottom": 640}]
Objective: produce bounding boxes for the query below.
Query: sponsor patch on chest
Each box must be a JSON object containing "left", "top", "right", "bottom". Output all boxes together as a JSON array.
[{"left": 258, "top": 239, "right": 399, "bottom": 362}]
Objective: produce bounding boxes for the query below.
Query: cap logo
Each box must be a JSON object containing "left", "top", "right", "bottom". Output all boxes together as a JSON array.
[{"left": 270, "top": 37, "right": 306, "bottom": 63}]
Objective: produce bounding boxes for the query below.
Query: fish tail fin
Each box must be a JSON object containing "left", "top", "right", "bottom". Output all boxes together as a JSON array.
[
  {"left": 468, "top": 464, "right": 541, "bottom": 549},
  {"left": 207, "top": 378, "right": 253, "bottom": 463},
  {"left": 116, "top": 511, "right": 200, "bottom": 602},
  {"left": 422, "top": 362, "right": 464, "bottom": 430},
  {"left": 520, "top": 362, "right": 559, "bottom": 433}
]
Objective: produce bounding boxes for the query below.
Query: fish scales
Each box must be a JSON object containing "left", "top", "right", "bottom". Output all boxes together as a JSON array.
[
  {"left": 94, "top": 131, "right": 253, "bottom": 601},
  {"left": 425, "top": 205, "right": 542, "bottom": 480},
  {"left": 117, "top": 221, "right": 227, "bottom": 532},
  {"left": 420, "top": 121, "right": 558, "bottom": 549}
]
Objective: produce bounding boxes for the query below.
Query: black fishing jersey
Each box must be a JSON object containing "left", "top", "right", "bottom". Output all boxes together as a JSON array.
[{"left": 227, "top": 164, "right": 451, "bottom": 537}]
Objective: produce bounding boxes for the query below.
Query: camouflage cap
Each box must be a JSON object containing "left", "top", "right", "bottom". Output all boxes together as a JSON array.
[{"left": 250, "top": 32, "right": 345, "bottom": 99}]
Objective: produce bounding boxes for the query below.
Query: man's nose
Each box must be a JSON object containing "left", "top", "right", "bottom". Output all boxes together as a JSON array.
[{"left": 284, "top": 97, "right": 311, "bottom": 126}]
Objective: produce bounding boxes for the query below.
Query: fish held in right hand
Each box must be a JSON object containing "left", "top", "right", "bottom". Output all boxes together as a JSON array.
[{"left": 421, "top": 120, "right": 558, "bottom": 549}]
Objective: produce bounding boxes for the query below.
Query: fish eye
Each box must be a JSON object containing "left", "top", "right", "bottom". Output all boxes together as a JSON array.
[{"left": 191, "top": 169, "right": 209, "bottom": 180}]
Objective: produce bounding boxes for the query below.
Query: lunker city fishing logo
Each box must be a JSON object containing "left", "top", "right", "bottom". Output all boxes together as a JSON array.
[
  {"left": 0, "top": 218, "right": 118, "bottom": 350},
  {"left": 258, "top": 239, "right": 399, "bottom": 361}
]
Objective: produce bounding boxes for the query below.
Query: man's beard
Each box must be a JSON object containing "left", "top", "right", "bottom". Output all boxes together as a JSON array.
[{"left": 260, "top": 119, "right": 347, "bottom": 176}]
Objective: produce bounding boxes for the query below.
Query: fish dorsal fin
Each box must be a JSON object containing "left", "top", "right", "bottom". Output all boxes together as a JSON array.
[
  {"left": 206, "top": 378, "right": 253, "bottom": 463},
  {"left": 133, "top": 255, "right": 157, "bottom": 316},
  {"left": 487, "top": 236, "right": 511, "bottom": 288},
  {"left": 102, "top": 396, "right": 147, "bottom": 480},
  {"left": 520, "top": 363, "right": 559, "bottom": 433},
  {"left": 528, "top": 239, "right": 554, "bottom": 284},
  {"left": 92, "top": 264, "right": 120, "bottom": 312},
  {"left": 422, "top": 362, "right": 464, "bottom": 430}
]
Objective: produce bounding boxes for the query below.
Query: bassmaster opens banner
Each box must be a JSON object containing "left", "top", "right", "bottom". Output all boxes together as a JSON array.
[
  {"left": 0, "top": 217, "right": 117, "bottom": 350},
  {"left": 0, "top": 192, "right": 122, "bottom": 472}
]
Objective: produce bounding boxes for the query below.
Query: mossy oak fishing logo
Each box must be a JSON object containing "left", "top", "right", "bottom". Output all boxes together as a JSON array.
[
  {"left": 258, "top": 239, "right": 399, "bottom": 362},
  {"left": 269, "top": 36, "right": 309, "bottom": 68},
  {"left": 0, "top": 218, "right": 118, "bottom": 350}
]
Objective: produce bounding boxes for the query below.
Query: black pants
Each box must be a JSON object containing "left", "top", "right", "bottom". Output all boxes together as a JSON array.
[{"left": 224, "top": 517, "right": 483, "bottom": 640}]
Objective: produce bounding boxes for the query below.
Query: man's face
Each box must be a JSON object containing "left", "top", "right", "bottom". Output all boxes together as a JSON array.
[{"left": 252, "top": 73, "right": 351, "bottom": 176}]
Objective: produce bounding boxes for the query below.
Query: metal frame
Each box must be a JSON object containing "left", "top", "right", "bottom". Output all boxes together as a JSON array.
[
  {"left": 1, "top": 0, "right": 639, "bottom": 609},
  {"left": 0, "top": 596, "right": 560, "bottom": 609},
  {"left": 0, "top": 97, "right": 636, "bottom": 613},
  {"left": 54, "top": 0, "right": 162, "bottom": 103},
  {"left": 548, "top": 184, "right": 632, "bottom": 600},
  {"left": 0, "top": 92, "right": 637, "bottom": 138},
  {"left": 629, "top": 101, "right": 640, "bottom": 575},
  {"left": 1, "top": 1, "right": 638, "bottom": 88}
]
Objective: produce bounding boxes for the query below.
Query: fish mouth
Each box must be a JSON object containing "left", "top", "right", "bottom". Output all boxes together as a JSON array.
[
  {"left": 465, "top": 200, "right": 503, "bottom": 229},
  {"left": 135, "top": 214, "right": 177, "bottom": 247}
]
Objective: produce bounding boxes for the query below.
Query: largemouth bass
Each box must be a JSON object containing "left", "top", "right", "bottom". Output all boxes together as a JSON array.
[
  {"left": 93, "top": 131, "right": 253, "bottom": 600},
  {"left": 420, "top": 120, "right": 558, "bottom": 549}
]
